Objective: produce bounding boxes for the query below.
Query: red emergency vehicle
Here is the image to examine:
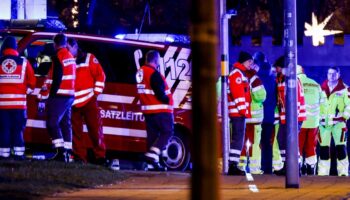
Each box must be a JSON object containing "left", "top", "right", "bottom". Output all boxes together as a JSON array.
[{"left": 0, "top": 20, "right": 192, "bottom": 171}]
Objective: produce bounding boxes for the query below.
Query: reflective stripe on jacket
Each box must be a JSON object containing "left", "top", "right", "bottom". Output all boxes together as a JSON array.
[
  {"left": 136, "top": 65, "right": 173, "bottom": 114},
  {"left": 276, "top": 74, "right": 306, "bottom": 124},
  {"left": 298, "top": 73, "right": 323, "bottom": 128},
  {"left": 38, "top": 48, "right": 76, "bottom": 100},
  {"left": 320, "top": 79, "right": 350, "bottom": 126},
  {"left": 246, "top": 70, "right": 266, "bottom": 124},
  {"left": 73, "top": 53, "right": 105, "bottom": 107},
  {"left": 227, "top": 62, "right": 251, "bottom": 118},
  {"left": 0, "top": 48, "right": 36, "bottom": 109}
]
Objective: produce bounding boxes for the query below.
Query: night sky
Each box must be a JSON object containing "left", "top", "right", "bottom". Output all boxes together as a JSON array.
[{"left": 47, "top": 0, "right": 350, "bottom": 41}]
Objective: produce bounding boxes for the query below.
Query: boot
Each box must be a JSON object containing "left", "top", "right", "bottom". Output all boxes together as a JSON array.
[
  {"left": 228, "top": 163, "right": 245, "bottom": 176},
  {"left": 306, "top": 164, "right": 316, "bottom": 175},
  {"left": 52, "top": 147, "right": 67, "bottom": 162},
  {"left": 301, "top": 163, "right": 307, "bottom": 176},
  {"left": 274, "top": 165, "right": 286, "bottom": 176},
  {"left": 147, "top": 161, "right": 167, "bottom": 172}
]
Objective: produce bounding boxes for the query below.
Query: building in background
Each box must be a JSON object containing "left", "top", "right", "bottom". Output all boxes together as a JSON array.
[{"left": 0, "top": 0, "right": 46, "bottom": 20}]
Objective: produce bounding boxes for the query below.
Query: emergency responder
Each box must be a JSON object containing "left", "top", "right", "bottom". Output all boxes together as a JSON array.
[
  {"left": 67, "top": 38, "right": 106, "bottom": 165},
  {"left": 273, "top": 56, "right": 306, "bottom": 175},
  {"left": 227, "top": 51, "right": 252, "bottom": 175},
  {"left": 297, "top": 65, "right": 324, "bottom": 175},
  {"left": 38, "top": 33, "right": 76, "bottom": 162},
  {"left": 238, "top": 59, "right": 266, "bottom": 174},
  {"left": 136, "top": 50, "right": 173, "bottom": 171},
  {"left": 318, "top": 67, "right": 350, "bottom": 176},
  {"left": 0, "top": 36, "right": 36, "bottom": 160}
]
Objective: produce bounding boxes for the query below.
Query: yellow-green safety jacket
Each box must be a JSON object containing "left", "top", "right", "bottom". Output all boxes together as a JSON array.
[
  {"left": 320, "top": 79, "right": 350, "bottom": 126},
  {"left": 246, "top": 70, "right": 266, "bottom": 124},
  {"left": 297, "top": 73, "right": 324, "bottom": 128}
]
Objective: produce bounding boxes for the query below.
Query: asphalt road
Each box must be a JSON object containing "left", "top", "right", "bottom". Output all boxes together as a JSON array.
[{"left": 45, "top": 171, "right": 350, "bottom": 200}]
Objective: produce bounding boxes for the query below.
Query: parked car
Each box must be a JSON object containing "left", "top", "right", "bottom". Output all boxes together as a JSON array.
[{"left": 0, "top": 20, "right": 192, "bottom": 171}]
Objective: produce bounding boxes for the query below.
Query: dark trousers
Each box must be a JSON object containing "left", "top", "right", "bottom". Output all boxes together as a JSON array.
[
  {"left": 46, "top": 96, "right": 74, "bottom": 149},
  {"left": 145, "top": 113, "right": 174, "bottom": 152},
  {"left": 277, "top": 122, "right": 302, "bottom": 163},
  {"left": 72, "top": 97, "right": 105, "bottom": 161},
  {"left": 260, "top": 123, "right": 274, "bottom": 174},
  {"left": 0, "top": 109, "right": 27, "bottom": 157},
  {"left": 229, "top": 117, "right": 246, "bottom": 165}
]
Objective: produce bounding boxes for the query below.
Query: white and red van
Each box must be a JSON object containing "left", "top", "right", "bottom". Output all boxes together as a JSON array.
[{"left": 0, "top": 21, "right": 192, "bottom": 171}]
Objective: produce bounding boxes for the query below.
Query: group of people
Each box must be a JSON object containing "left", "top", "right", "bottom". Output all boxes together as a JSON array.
[
  {"left": 227, "top": 50, "right": 349, "bottom": 177},
  {"left": 0, "top": 34, "right": 107, "bottom": 165},
  {"left": 0, "top": 33, "right": 173, "bottom": 171},
  {"left": 2, "top": 32, "right": 348, "bottom": 175}
]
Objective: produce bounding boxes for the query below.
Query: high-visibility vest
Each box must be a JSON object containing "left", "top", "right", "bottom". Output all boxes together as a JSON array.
[
  {"left": 320, "top": 79, "right": 350, "bottom": 126},
  {"left": 136, "top": 65, "right": 173, "bottom": 114},
  {"left": 73, "top": 53, "right": 105, "bottom": 107},
  {"left": 276, "top": 74, "right": 306, "bottom": 124},
  {"left": 38, "top": 48, "right": 76, "bottom": 100},
  {"left": 246, "top": 70, "right": 266, "bottom": 124},
  {"left": 0, "top": 48, "right": 36, "bottom": 109},
  {"left": 227, "top": 62, "right": 251, "bottom": 118},
  {"left": 298, "top": 73, "right": 323, "bottom": 128}
]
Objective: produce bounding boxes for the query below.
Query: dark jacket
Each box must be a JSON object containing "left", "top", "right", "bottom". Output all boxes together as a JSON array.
[{"left": 257, "top": 62, "right": 277, "bottom": 124}]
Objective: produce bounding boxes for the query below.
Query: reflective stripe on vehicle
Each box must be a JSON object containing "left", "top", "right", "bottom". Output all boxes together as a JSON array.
[
  {"left": 97, "top": 94, "right": 134, "bottom": 104},
  {"left": 26, "top": 119, "right": 147, "bottom": 138},
  {"left": 141, "top": 104, "right": 173, "bottom": 110}
]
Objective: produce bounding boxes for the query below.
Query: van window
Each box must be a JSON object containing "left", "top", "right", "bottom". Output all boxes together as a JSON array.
[
  {"left": 24, "top": 39, "right": 54, "bottom": 76},
  {"left": 76, "top": 40, "right": 141, "bottom": 84}
]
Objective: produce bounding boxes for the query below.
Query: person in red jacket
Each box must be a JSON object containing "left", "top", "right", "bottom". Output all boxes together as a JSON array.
[
  {"left": 0, "top": 36, "right": 36, "bottom": 160},
  {"left": 38, "top": 33, "right": 76, "bottom": 162},
  {"left": 273, "top": 56, "right": 306, "bottom": 175},
  {"left": 67, "top": 38, "right": 106, "bottom": 165},
  {"left": 227, "top": 51, "right": 253, "bottom": 175},
  {"left": 136, "top": 50, "right": 174, "bottom": 171}
]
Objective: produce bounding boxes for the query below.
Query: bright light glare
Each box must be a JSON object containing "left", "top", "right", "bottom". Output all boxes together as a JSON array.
[
  {"left": 165, "top": 36, "right": 175, "bottom": 43},
  {"left": 115, "top": 34, "right": 126, "bottom": 40},
  {"left": 304, "top": 12, "right": 342, "bottom": 46}
]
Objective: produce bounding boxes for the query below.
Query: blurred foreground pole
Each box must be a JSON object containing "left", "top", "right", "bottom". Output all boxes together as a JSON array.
[
  {"left": 285, "top": 0, "right": 299, "bottom": 188},
  {"left": 220, "top": 0, "right": 229, "bottom": 175},
  {"left": 190, "top": 0, "right": 220, "bottom": 199}
]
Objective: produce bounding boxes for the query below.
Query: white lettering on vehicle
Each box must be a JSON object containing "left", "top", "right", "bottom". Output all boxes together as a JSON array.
[
  {"left": 100, "top": 109, "right": 145, "bottom": 121},
  {"left": 134, "top": 46, "right": 192, "bottom": 109}
]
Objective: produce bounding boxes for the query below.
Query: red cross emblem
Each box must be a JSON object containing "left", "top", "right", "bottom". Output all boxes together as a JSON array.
[{"left": 1, "top": 59, "right": 17, "bottom": 74}]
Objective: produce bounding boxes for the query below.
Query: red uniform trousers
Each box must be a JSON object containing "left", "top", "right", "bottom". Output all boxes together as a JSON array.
[
  {"left": 298, "top": 127, "right": 318, "bottom": 161},
  {"left": 72, "top": 97, "right": 105, "bottom": 162},
  {"left": 241, "top": 124, "right": 255, "bottom": 156}
]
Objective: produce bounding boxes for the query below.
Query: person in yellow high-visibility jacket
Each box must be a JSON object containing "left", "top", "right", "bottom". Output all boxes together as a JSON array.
[
  {"left": 318, "top": 67, "right": 350, "bottom": 176},
  {"left": 297, "top": 65, "right": 325, "bottom": 175}
]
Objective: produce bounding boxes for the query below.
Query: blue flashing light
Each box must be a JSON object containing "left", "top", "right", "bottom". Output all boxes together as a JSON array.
[
  {"left": 115, "top": 34, "right": 126, "bottom": 40},
  {"left": 165, "top": 36, "right": 175, "bottom": 43},
  {"left": 113, "top": 33, "right": 190, "bottom": 45}
]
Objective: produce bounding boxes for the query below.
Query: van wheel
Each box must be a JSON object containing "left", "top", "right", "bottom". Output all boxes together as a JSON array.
[{"left": 161, "top": 127, "right": 191, "bottom": 171}]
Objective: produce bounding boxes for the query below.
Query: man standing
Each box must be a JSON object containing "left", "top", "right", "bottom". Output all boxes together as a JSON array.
[
  {"left": 318, "top": 67, "right": 350, "bottom": 176},
  {"left": 0, "top": 36, "right": 36, "bottom": 160},
  {"left": 238, "top": 61, "right": 266, "bottom": 174},
  {"left": 67, "top": 38, "right": 106, "bottom": 165},
  {"left": 297, "top": 65, "right": 324, "bottom": 175},
  {"left": 274, "top": 56, "right": 306, "bottom": 175},
  {"left": 227, "top": 51, "right": 253, "bottom": 175},
  {"left": 136, "top": 50, "right": 173, "bottom": 171},
  {"left": 256, "top": 52, "right": 277, "bottom": 174},
  {"left": 38, "top": 33, "right": 76, "bottom": 162}
]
